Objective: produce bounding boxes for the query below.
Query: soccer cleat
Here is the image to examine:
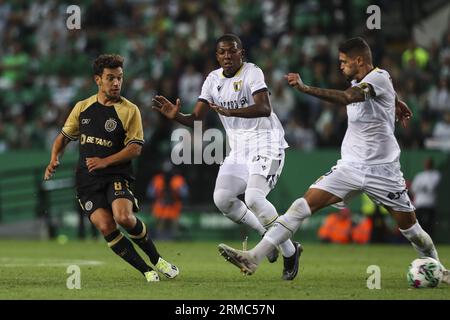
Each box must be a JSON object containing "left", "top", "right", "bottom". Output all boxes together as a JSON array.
[
  {"left": 218, "top": 243, "right": 258, "bottom": 275},
  {"left": 282, "top": 241, "right": 303, "bottom": 280},
  {"left": 442, "top": 269, "right": 450, "bottom": 285},
  {"left": 155, "top": 257, "right": 179, "bottom": 279},
  {"left": 144, "top": 270, "right": 160, "bottom": 282},
  {"left": 266, "top": 246, "right": 279, "bottom": 263}
]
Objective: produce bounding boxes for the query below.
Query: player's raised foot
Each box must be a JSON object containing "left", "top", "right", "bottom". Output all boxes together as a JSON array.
[
  {"left": 144, "top": 270, "right": 160, "bottom": 282},
  {"left": 155, "top": 257, "right": 179, "bottom": 279},
  {"left": 282, "top": 241, "right": 303, "bottom": 280},
  {"left": 218, "top": 243, "right": 258, "bottom": 275},
  {"left": 441, "top": 269, "right": 450, "bottom": 285},
  {"left": 266, "top": 246, "right": 279, "bottom": 263}
]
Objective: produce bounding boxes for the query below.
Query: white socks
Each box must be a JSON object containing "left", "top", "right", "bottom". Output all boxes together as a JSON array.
[
  {"left": 239, "top": 209, "right": 267, "bottom": 236},
  {"left": 250, "top": 197, "right": 311, "bottom": 263},
  {"left": 246, "top": 187, "right": 296, "bottom": 257},
  {"left": 399, "top": 221, "right": 439, "bottom": 261},
  {"left": 267, "top": 197, "right": 311, "bottom": 238}
]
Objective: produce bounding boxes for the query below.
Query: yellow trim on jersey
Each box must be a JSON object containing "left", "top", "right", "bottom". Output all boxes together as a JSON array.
[
  {"left": 107, "top": 233, "right": 124, "bottom": 247},
  {"left": 114, "top": 97, "right": 145, "bottom": 146},
  {"left": 77, "top": 198, "right": 85, "bottom": 210},
  {"left": 62, "top": 95, "right": 97, "bottom": 140},
  {"left": 365, "top": 67, "right": 379, "bottom": 78},
  {"left": 221, "top": 63, "right": 244, "bottom": 78}
]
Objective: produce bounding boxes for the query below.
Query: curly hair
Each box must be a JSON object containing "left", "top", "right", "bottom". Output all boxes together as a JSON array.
[{"left": 93, "top": 54, "right": 124, "bottom": 76}]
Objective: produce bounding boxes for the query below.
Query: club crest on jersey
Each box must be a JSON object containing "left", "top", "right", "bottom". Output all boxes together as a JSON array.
[
  {"left": 233, "top": 80, "right": 243, "bottom": 92},
  {"left": 105, "top": 118, "right": 117, "bottom": 132}
]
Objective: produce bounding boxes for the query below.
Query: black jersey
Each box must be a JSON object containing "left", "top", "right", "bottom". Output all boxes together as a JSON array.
[{"left": 61, "top": 94, "right": 144, "bottom": 186}]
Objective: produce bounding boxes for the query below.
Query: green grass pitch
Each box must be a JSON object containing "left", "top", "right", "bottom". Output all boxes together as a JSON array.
[{"left": 0, "top": 239, "right": 449, "bottom": 300}]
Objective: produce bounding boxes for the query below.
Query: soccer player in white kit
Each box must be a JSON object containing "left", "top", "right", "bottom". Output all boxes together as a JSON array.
[
  {"left": 152, "top": 34, "right": 301, "bottom": 280},
  {"left": 218, "top": 37, "right": 449, "bottom": 284}
]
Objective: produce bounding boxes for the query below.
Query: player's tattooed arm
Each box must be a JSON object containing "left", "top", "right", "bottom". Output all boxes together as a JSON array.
[
  {"left": 395, "top": 95, "right": 412, "bottom": 128},
  {"left": 152, "top": 95, "right": 209, "bottom": 128},
  {"left": 285, "top": 73, "right": 367, "bottom": 105},
  {"left": 209, "top": 90, "right": 271, "bottom": 118}
]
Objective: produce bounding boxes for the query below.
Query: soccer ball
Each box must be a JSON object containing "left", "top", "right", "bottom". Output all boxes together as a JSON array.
[{"left": 407, "top": 257, "right": 443, "bottom": 288}]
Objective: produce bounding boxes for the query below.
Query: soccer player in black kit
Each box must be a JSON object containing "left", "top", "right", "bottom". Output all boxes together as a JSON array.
[{"left": 44, "top": 54, "right": 179, "bottom": 282}]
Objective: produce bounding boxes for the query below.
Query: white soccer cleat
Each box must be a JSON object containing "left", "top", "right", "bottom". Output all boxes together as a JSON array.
[
  {"left": 144, "top": 270, "right": 160, "bottom": 282},
  {"left": 218, "top": 243, "right": 258, "bottom": 275},
  {"left": 155, "top": 257, "right": 179, "bottom": 279}
]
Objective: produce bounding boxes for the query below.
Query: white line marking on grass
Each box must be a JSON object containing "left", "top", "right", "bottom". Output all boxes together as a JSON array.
[{"left": 0, "top": 257, "right": 104, "bottom": 267}]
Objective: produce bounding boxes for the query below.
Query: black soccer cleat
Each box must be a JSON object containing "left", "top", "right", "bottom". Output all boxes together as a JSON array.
[{"left": 282, "top": 241, "right": 303, "bottom": 280}]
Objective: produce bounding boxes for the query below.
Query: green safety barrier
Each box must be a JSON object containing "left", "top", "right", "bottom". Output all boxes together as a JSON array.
[{"left": 0, "top": 149, "right": 448, "bottom": 243}]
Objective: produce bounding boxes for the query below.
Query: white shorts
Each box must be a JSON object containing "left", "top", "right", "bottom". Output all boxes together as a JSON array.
[
  {"left": 218, "top": 150, "right": 285, "bottom": 190},
  {"left": 310, "top": 160, "right": 415, "bottom": 212}
]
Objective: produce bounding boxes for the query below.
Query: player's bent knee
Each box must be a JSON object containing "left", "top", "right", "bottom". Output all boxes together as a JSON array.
[
  {"left": 390, "top": 209, "right": 417, "bottom": 230},
  {"left": 213, "top": 189, "right": 234, "bottom": 214},
  {"left": 114, "top": 212, "right": 136, "bottom": 229},
  {"left": 94, "top": 221, "right": 117, "bottom": 236},
  {"left": 244, "top": 188, "right": 265, "bottom": 213}
]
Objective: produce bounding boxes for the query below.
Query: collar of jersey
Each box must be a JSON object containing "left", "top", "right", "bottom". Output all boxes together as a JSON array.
[
  {"left": 221, "top": 63, "right": 244, "bottom": 78},
  {"left": 354, "top": 67, "right": 379, "bottom": 84},
  {"left": 362, "top": 67, "right": 379, "bottom": 81},
  {"left": 96, "top": 94, "right": 123, "bottom": 106}
]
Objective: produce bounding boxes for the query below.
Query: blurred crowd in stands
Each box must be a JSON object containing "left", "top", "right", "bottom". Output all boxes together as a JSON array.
[{"left": 1, "top": 0, "right": 450, "bottom": 154}]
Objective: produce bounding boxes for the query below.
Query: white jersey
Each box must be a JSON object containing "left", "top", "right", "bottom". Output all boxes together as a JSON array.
[
  {"left": 199, "top": 62, "right": 288, "bottom": 157},
  {"left": 411, "top": 170, "right": 441, "bottom": 208},
  {"left": 341, "top": 68, "right": 400, "bottom": 165}
]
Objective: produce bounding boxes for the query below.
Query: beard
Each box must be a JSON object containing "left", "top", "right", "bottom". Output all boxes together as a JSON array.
[
  {"left": 343, "top": 71, "right": 356, "bottom": 82},
  {"left": 106, "top": 90, "right": 121, "bottom": 101}
]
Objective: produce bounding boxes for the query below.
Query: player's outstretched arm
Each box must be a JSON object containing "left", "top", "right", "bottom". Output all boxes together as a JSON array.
[
  {"left": 285, "top": 73, "right": 366, "bottom": 105},
  {"left": 44, "top": 133, "right": 70, "bottom": 180},
  {"left": 209, "top": 91, "right": 271, "bottom": 118},
  {"left": 152, "top": 96, "right": 209, "bottom": 128}
]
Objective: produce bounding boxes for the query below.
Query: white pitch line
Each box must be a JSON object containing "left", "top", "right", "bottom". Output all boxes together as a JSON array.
[{"left": 0, "top": 257, "right": 104, "bottom": 267}]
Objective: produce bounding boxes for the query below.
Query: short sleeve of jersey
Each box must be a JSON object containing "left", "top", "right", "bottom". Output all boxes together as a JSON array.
[
  {"left": 248, "top": 66, "right": 268, "bottom": 95},
  {"left": 124, "top": 105, "right": 144, "bottom": 146},
  {"left": 61, "top": 102, "right": 82, "bottom": 140},
  {"left": 198, "top": 74, "right": 213, "bottom": 103},
  {"left": 356, "top": 70, "right": 391, "bottom": 100}
]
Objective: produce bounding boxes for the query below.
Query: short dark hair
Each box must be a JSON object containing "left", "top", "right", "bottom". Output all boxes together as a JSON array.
[
  {"left": 216, "top": 34, "right": 243, "bottom": 49},
  {"left": 93, "top": 54, "right": 124, "bottom": 76},
  {"left": 338, "top": 37, "right": 372, "bottom": 62}
]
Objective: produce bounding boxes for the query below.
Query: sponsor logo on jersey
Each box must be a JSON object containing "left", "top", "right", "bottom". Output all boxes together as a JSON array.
[
  {"left": 80, "top": 134, "right": 113, "bottom": 147},
  {"left": 105, "top": 118, "right": 117, "bottom": 132},
  {"left": 219, "top": 97, "right": 248, "bottom": 109},
  {"left": 81, "top": 118, "right": 91, "bottom": 125}
]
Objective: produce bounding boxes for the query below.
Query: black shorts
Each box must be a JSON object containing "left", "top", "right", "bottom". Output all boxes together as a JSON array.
[{"left": 77, "top": 176, "right": 139, "bottom": 217}]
